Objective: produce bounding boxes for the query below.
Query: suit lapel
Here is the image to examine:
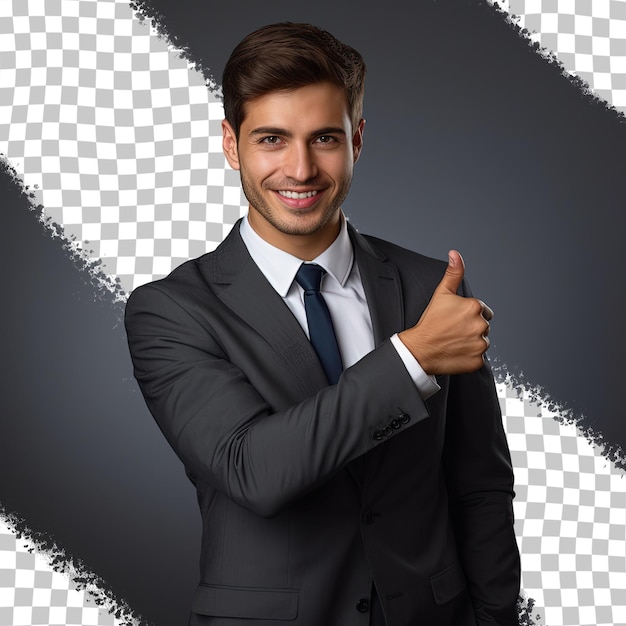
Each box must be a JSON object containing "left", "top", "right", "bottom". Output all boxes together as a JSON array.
[
  {"left": 199, "top": 221, "right": 329, "bottom": 399},
  {"left": 349, "top": 225, "right": 405, "bottom": 344}
]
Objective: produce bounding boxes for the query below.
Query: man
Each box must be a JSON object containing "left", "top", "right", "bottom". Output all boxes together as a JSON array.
[{"left": 125, "top": 22, "right": 520, "bottom": 626}]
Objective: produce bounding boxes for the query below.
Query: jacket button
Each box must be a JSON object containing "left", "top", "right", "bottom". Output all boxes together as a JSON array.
[
  {"left": 399, "top": 412, "right": 410, "bottom": 424},
  {"left": 362, "top": 510, "right": 376, "bottom": 525},
  {"left": 390, "top": 418, "right": 401, "bottom": 429},
  {"left": 356, "top": 598, "right": 370, "bottom": 612},
  {"left": 382, "top": 425, "right": 392, "bottom": 437},
  {"left": 372, "top": 430, "right": 383, "bottom": 441}
]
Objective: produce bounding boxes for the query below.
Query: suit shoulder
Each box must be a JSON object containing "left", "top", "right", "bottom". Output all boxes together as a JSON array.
[
  {"left": 358, "top": 233, "right": 480, "bottom": 299},
  {"left": 124, "top": 250, "right": 220, "bottom": 322},
  {"left": 363, "top": 233, "right": 444, "bottom": 263},
  {"left": 358, "top": 232, "right": 447, "bottom": 279},
  {"left": 126, "top": 255, "right": 204, "bottom": 299}
]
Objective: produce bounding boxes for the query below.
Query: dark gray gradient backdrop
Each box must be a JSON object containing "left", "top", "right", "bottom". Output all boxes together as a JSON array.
[{"left": 1, "top": 1, "right": 624, "bottom": 625}]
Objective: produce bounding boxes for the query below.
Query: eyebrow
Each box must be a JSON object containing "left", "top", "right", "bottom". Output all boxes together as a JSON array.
[{"left": 248, "top": 126, "right": 347, "bottom": 139}]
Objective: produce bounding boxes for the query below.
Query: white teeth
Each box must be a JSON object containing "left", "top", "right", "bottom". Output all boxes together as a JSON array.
[{"left": 278, "top": 190, "right": 318, "bottom": 199}]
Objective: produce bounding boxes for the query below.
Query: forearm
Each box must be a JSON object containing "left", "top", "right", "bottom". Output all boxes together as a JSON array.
[{"left": 126, "top": 284, "right": 429, "bottom": 518}]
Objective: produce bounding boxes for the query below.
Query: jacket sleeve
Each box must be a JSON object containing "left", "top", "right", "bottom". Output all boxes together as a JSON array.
[
  {"left": 124, "top": 282, "right": 429, "bottom": 518},
  {"left": 443, "top": 362, "right": 521, "bottom": 626},
  {"left": 441, "top": 278, "right": 521, "bottom": 626}
]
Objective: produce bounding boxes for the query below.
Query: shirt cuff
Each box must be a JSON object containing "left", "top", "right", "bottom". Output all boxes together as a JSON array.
[{"left": 390, "top": 333, "right": 441, "bottom": 400}]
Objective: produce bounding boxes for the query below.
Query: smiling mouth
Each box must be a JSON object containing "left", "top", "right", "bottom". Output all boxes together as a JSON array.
[{"left": 277, "top": 190, "right": 319, "bottom": 199}]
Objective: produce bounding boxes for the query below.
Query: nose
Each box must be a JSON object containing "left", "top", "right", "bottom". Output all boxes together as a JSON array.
[{"left": 283, "top": 143, "right": 318, "bottom": 182}]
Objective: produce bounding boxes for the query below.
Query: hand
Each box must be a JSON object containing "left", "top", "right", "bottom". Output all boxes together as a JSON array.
[{"left": 398, "top": 250, "right": 493, "bottom": 375}]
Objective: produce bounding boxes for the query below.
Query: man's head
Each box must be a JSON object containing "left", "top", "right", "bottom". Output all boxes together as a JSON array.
[
  {"left": 222, "top": 22, "right": 366, "bottom": 140},
  {"left": 221, "top": 23, "right": 366, "bottom": 259}
]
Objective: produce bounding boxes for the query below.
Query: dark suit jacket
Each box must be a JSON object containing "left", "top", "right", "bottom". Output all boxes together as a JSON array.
[{"left": 124, "top": 220, "right": 520, "bottom": 626}]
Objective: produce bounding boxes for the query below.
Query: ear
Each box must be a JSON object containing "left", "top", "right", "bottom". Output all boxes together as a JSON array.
[
  {"left": 352, "top": 118, "right": 365, "bottom": 164},
  {"left": 222, "top": 120, "right": 240, "bottom": 170}
]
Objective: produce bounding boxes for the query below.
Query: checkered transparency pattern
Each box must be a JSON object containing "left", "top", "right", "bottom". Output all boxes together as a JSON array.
[
  {"left": 491, "top": 0, "right": 626, "bottom": 111},
  {"left": 0, "top": 0, "right": 247, "bottom": 295},
  {"left": 0, "top": 517, "right": 124, "bottom": 626},
  {"left": 500, "top": 381, "right": 626, "bottom": 626},
  {"left": 1, "top": 1, "right": 626, "bottom": 625}
]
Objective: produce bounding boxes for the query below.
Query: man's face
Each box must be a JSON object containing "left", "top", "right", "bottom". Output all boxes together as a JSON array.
[{"left": 222, "top": 82, "right": 364, "bottom": 258}]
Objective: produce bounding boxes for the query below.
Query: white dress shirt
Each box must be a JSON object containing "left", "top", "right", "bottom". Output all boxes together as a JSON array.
[{"left": 239, "top": 214, "right": 440, "bottom": 400}]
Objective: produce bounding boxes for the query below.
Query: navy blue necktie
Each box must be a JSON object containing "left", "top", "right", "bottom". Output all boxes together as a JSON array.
[{"left": 295, "top": 263, "right": 343, "bottom": 385}]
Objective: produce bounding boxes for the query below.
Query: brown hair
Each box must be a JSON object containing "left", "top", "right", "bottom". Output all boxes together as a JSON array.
[{"left": 222, "top": 22, "right": 366, "bottom": 139}]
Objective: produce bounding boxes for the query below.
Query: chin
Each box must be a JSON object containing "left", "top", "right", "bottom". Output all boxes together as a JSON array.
[{"left": 282, "top": 211, "right": 338, "bottom": 235}]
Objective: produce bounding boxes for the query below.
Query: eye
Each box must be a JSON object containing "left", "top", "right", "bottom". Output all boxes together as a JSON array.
[
  {"left": 316, "top": 135, "right": 336, "bottom": 144},
  {"left": 260, "top": 135, "right": 282, "bottom": 145}
]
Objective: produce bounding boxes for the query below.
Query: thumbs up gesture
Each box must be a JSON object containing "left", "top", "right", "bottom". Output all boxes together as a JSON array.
[{"left": 398, "top": 251, "right": 493, "bottom": 375}]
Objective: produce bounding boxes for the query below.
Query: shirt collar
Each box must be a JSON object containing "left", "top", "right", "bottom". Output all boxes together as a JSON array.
[{"left": 239, "top": 213, "right": 354, "bottom": 297}]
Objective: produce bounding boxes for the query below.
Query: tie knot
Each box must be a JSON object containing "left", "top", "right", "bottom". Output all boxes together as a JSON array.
[{"left": 295, "top": 263, "right": 325, "bottom": 293}]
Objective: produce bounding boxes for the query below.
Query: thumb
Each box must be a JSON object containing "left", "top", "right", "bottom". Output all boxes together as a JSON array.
[{"left": 435, "top": 250, "right": 465, "bottom": 294}]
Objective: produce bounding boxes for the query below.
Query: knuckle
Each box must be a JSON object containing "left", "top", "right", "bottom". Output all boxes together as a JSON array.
[
  {"left": 470, "top": 318, "right": 487, "bottom": 335},
  {"left": 468, "top": 298, "right": 483, "bottom": 315}
]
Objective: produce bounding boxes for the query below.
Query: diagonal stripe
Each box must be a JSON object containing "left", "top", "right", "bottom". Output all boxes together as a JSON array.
[
  {"left": 0, "top": 0, "right": 247, "bottom": 295},
  {"left": 0, "top": 2, "right": 625, "bottom": 626},
  {"left": 490, "top": 0, "right": 626, "bottom": 113}
]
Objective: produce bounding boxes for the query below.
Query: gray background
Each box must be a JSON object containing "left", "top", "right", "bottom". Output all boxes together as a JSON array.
[{"left": 1, "top": 1, "right": 625, "bottom": 624}]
